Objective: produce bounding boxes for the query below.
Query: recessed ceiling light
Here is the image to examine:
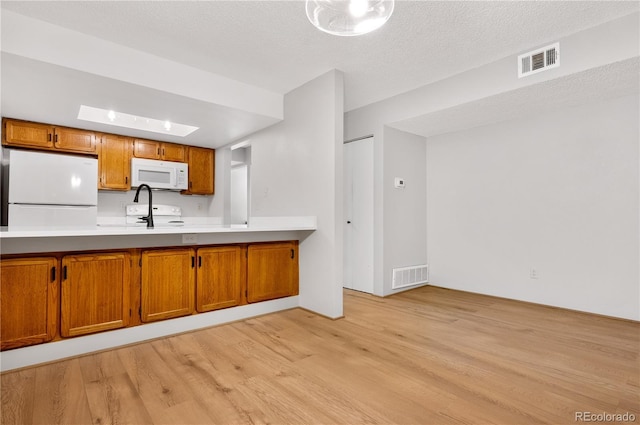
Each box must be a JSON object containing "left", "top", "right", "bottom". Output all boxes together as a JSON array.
[{"left": 77, "top": 105, "right": 198, "bottom": 137}]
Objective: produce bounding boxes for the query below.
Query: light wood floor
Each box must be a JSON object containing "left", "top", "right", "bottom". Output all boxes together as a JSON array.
[{"left": 2, "top": 286, "right": 638, "bottom": 425}]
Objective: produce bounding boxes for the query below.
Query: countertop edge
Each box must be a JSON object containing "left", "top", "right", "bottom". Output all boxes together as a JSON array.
[{"left": 0, "top": 216, "right": 318, "bottom": 239}]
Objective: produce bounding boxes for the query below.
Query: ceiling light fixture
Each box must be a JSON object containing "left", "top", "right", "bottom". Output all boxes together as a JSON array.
[
  {"left": 306, "top": 0, "right": 394, "bottom": 36},
  {"left": 77, "top": 105, "right": 198, "bottom": 137}
]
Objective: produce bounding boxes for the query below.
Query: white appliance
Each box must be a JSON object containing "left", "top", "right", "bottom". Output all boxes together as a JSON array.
[
  {"left": 125, "top": 204, "right": 184, "bottom": 227},
  {"left": 3, "top": 149, "right": 98, "bottom": 226},
  {"left": 131, "top": 158, "right": 188, "bottom": 190}
]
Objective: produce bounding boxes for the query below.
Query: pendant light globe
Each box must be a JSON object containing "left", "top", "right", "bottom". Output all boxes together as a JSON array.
[{"left": 306, "top": 0, "right": 395, "bottom": 36}]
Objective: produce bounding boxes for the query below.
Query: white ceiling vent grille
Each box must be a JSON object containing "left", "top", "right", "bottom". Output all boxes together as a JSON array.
[
  {"left": 518, "top": 42, "right": 559, "bottom": 78},
  {"left": 392, "top": 265, "right": 428, "bottom": 290}
]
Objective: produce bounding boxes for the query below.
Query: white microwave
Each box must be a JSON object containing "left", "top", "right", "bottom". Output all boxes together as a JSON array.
[{"left": 131, "top": 158, "right": 188, "bottom": 190}]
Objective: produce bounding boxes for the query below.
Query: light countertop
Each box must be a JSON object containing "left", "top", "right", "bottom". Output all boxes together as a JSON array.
[
  {"left": 0, "top": 216, "right": 317, "bottom": 239},
  {"left": 0, "top": 217, "right": 317, "bottom": 254}
]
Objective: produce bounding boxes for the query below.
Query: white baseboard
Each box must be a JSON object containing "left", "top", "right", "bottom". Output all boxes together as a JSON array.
[{"left": 0, "top": 296, "right": 299, "bottom": 372}]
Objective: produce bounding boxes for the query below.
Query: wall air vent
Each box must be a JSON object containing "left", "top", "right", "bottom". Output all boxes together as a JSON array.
[
  {"left": 392, "top": 265, "right": 429, "bottom": 290},
  {"left": 518, "top": 42, "right": 559, "bottom": 78}
]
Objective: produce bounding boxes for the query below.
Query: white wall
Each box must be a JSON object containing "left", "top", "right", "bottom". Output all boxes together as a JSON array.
[
  {"left": 97, "top": 190, "right": 216, "bottom": 218},
  {"left": 426, "top": 94, "right": 639, "bottom": 320},
  {"left": 246, "top": 70, "right": 344, "bottom": 318},
  {"left": 382, "top": 127, "right": 428, "bottom": 296}
]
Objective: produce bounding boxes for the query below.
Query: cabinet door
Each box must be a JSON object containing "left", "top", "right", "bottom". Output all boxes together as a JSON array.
[
  {"left": 161, "top": 143, "right": 185, "bottom": 162},
  {"left": 247, "top": 242, "right": 299, "bottom": 303},
  {"left": 54, "top": 127, "right": 97, "bottom": 153},
  {"left": 133, "top": 139, "right": 160, "bottom": 159},
  {"left": 0, "top": 257, "right": 58, "bottom": 350},
  {"left": 141, "top": 249, "right": 195, "bottom": 322},
  {"left": 61, "top": 253, "right": 130, "bottom": 337},
  {"left": 98, "top": 134, "right": 132, "bottom": 190},
  {"left": 2, "top": 119, "right": 54, "bottom": 149},
  {"left": 196, "top": 246, "right": 244, "bottom": 312},
  {"left": 183, "top": 146, "right": 215, "bottom": 195}
]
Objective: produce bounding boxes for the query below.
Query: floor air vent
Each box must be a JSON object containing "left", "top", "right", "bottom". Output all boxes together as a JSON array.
[
  {"left": 518, "top": 42, "right": 559, "bottom": 78},
  {"left": 392, "top": 265, "right": 428, "bottom": 289}
]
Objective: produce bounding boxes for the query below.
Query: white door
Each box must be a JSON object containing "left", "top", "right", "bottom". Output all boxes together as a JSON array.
[{"left": 343, "top": 137, "right": 374, "bottom": 293}]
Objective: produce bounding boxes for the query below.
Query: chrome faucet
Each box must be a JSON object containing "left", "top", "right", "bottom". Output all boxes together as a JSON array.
[{"left": 133, "top": 184, "right": 154, "bottom": 228}]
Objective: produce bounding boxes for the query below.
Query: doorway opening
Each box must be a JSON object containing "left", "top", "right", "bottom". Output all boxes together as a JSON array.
[{"left": 230, "top": 144, "right": 251, "bottom": 226}]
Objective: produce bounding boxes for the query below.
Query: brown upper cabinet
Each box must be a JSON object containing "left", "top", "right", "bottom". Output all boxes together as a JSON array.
[
  {"left": 98, "top": 134, "right": 132, "bottom": 191},
  {"left": 2, "top": 118, "right": 97, "bottom": 154},
  {"left": 183, "top": 146, "right": 215, "bottom": 195},
  {"left": 133, "top": 139, "right": 185, "bottom": 162},
  {"left": 54, "top": 126, "right": 97, "bottom": 153}
]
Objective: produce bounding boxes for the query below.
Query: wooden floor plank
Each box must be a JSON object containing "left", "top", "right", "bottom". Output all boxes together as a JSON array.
[
  {"left": 0, "top": 368, "right": 36, "bottom": 425},
  {"left": 30, "top": 360, "right": 93, "bottom": 425},
  {"left": 83, "top": 372, "right": 154, "bottom": 425},
  {"left": 1, "top": 286, "right": 638, "bottom": 424}
]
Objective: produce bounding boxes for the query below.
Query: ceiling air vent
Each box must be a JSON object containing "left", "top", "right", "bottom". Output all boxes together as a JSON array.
[{"left": 518, "top": 42, "right": 559, "bottom": 78}]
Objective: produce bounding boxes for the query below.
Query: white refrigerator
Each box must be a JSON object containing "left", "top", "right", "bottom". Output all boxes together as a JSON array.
[{"left": 4, "top": 149, "right": 98, "bottom": 227}]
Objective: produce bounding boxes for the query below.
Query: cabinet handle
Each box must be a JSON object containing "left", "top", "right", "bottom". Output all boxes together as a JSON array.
[
  {"left": 63, "top": 265, "right": 67, "bottom": 280},
  {"left": 191, "top": 256, "right": 195, "bottom": 268},
  {"left": 189, "top": 181, "right": 193, "bottom": 189},
  {"left": 51, "top": 266, "right": 56, "bottom": 282},
  {"left": 48, "top": 133, "right": 52, "bottom": 142},
  {"left": 291, "top": 249, "right": 295, "bottom": 259},
  {"left": 54, "top": 134, "right": 58, "bottom": 144},
  {"left": 162, "top": 148, "right": 165, "bottom": 156},
  {"left": 125, "top": 176, "right": 128, "bottom": 184},
  {"left": 157, "top": 148, "right": 160, "bottom": 155},
  {"left": 198, "top": 256, "right": 202, "bottom": 268}
]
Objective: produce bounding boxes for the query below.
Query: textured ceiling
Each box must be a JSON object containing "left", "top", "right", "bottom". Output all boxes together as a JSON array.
[{"left": 3, "top": 1, "right": 639, "bottom": 112}]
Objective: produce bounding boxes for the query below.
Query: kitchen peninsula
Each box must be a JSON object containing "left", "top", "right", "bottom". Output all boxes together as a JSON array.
[{"left": 0, "top": 218, "right": 316, "bottom": 371}]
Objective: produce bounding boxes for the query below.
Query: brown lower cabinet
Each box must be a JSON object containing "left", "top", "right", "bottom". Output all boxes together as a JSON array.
[
  {"left": 247, "top": 241, "right": 299, "bottom": 303},
  {"left": 0, "top": 257, "right": 58, "bottom": 350},
  {"left": 141, "top": 248, "right": 196, "bottom": 322},
  {"left": 61, "top": 253, "right": 130, "bottom": 337},
  {"left": 196, "top": 246, "right": 245, "bottom": 312},
  {"left": 0, "top": 241, "right": 299, "bottom": 351}
]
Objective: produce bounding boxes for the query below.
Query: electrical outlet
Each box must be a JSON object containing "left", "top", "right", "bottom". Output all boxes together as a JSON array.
[
  {"left": 182, "top": 234, "right": 198, "bottom": 244},
  {"left": 530, "top": 268, "right": 539, "bottom": 279}
]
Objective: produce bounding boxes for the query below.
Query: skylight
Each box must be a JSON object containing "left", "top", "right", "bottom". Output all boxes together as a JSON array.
[{"left": 77, "top": 105, "right": 198, "bottom": 137}]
